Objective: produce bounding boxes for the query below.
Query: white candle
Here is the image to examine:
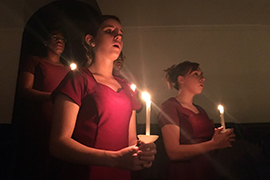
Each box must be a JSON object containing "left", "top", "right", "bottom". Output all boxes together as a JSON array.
[
  {"left": 142, "top": 92, "right": 151, "bottom": 135},
  {"left": 218, "top": 105, "right": 226, "bottom": 129}
]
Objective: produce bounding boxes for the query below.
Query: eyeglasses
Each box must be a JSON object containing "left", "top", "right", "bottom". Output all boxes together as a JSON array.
[{"left": 50, "top": 35, "right": 67, "bottom": 43}]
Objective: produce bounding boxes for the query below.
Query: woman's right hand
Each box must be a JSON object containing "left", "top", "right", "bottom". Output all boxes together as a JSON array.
[
  {"left": 211, "top": 127, "right": 236, "bottom": 149},
  {"left": 113, "top": 145, "right": 155, "bottom": 171}
]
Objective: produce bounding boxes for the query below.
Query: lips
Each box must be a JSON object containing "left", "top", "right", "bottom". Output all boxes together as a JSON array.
[
  {"left": 113, "top": 42, "right": 121, "bottom": 49},
  {"left": 56, "top": 43, "right": 63, "bottom": 48}
]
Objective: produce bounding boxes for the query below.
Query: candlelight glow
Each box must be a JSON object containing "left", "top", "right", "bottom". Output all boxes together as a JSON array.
[
  {"left": 218, "top": 104, "right": 226, "bottom": 130},
  {"left": 218, "top": 105, "right": 224, "bottom": 114},
  {"left": 70, "top": 63, "right": 77, "bottom": 70},
  {"left": 130, "top": 84, "right": 136, "bottom": 92},
  {"left": 142, "top": 92, "right": 151, "bottom": 102}
]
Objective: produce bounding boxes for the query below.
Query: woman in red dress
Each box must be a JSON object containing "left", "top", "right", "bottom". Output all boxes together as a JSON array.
[
  {"left": 14, "top": 29, "right": 70, "bottom": 179},
  {"left": 50, "top": 15, "right": 156, "bottom": 180},
  {"left": 158, "top": 61, "right": 236, "bottom": 180}
]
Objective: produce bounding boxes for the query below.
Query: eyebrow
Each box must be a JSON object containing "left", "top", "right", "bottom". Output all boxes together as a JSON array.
[{"left": 105, "top": 25, "right": 123, "bottom": 33}]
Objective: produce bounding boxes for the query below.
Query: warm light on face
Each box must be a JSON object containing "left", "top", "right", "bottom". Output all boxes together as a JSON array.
[
  {"left": 218, "top": 105, "right": 224, "bottom": 114},
  {"left": 130, "top": 84, "right": 136, "bottom": 92},
  {"left": 70, "top": 63, "right": 77, "bottom": 70}
]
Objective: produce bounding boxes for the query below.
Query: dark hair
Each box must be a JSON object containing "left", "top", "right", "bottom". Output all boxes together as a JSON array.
[
  {"left": 116, "top": 51, "right": 125, "bottom": 61},
  {"left": 82, "top": 15, "right": 121, "bottom": 66},
  {"left": 84, "top": 15, "right": 121, "bottom": 38},
  {"left": 165, "top": 61, "right": 200, "bottom": 90}
]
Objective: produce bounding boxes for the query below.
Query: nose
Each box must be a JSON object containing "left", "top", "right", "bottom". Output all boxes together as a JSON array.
[
  {"left": 55, "top": 36, "right": 66, "bottom": 43},
  {"left": 113, "top": 28, "right": 123, "bottom": 41},
  {"left": 114, "top": 34, "right": 122, "bottom": 42},
  {"left": 59, "top": 38, "right": 67, "bottom": 43},
  {"left": 200, "top": 76, "right": 205, "bottom": 82}
]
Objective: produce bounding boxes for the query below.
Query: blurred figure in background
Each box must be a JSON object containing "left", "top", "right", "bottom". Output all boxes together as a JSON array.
[
  {"left": 113, "top": 51, "right": 125, "bottom": 79},
  {"left": 13, "top": 28, "right": 70, "bottom": 180}
]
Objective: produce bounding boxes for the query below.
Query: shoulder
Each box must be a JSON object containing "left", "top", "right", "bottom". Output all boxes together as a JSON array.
[
  {"left": 65, "top": 67, "right": 97, "bottom": 88},
  {"left": 22, "top": 55, "right": 42, "bottom": 65},
  {"left": 67, "top": 67, "right": 92, "bottom": 79},
  {"left": 19, "top": 55, "right": 44, "bottom": 73},
  {"left": 194, "top": 104, "right": 207, "bottom": 113},
  {"left": 161, "top": 97, "right": 179, "bottom": 107},
  {"left": 160, "top": 97, "right": 181, "bottom": 115},
  {"left": 159, "top": 98, "right": 181, "bottom": 127}
]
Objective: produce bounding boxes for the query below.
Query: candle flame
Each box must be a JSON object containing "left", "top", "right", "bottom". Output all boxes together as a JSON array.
[
  {"left": 142, "top": 92, "right": 151, "bottom": 103},
  {"left": 130, "top": 84, "right": 136, "bottom": 92},
  {"left": 70, "top": 63, "right": 77, "bottom": 70},
  {"left": 218, "top": 105, "right": 224, "bottom": 114}
]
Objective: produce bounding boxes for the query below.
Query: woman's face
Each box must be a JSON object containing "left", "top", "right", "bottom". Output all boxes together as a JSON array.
[
  {"left": 92, "top": 19, "right": 123, "bottom": 61},
  {"left": 45, "top": 31, "right": 66, "bottom": 55},
  {"left": 180, "top": 68, "right": 205, "bottom": 94},
  {"left": 113, "top": 55, "right": 124, "bottom": 72}
]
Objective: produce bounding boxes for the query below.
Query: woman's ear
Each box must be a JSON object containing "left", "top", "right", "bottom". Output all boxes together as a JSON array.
[
  {"left": 43, "top": 41, "right": 48, "bottom": 47},
  {"left": 85, "top": 34, "right": 93, "bottom": 46},
  {"left": 177, "top": 75, "right": 184, "bottom": 85}
]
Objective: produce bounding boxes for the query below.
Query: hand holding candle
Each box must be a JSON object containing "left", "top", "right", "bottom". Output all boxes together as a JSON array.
[{"left": 218, "top": 105, "right": 226, "bottom": 129}]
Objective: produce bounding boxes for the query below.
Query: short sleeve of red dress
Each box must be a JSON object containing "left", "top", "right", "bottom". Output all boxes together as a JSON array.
[
  {"left": 51, "top": 67, "right": 92, "bottom": 106},
  {"left": 19, "top": 56, "right": 39, "bottom": 74},
  {"left": 158, "top": 97, "right": 181, "bottom": 128}
]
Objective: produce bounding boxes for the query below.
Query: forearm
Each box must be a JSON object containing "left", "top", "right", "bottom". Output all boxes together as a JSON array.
[
  {"left": 19, "top": 87, "right": 51, "bottom": 101},
  {"left": 166, "top": 140, "right": 216, "bottom": 161},
  {"left": 50, "top": 137, "right": 119, "bottom": 167}
]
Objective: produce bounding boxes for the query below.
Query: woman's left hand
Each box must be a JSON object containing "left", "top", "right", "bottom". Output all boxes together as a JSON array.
[{"left": 136, "top": 142, "right": 157, "bottom": 168}]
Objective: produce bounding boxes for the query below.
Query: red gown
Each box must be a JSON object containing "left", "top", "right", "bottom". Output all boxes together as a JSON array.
[
  {"left": 21, "top": 56, "right": 71, "bottom": 122},
  {"left": 159, "top": 97, "right": 218, "bottom": 180},
  {"left": 14, "top": 56, "right": 70, "bottom": 179},
  {"left": 52, "top": 67, "right": 141, "bottom": 180}
]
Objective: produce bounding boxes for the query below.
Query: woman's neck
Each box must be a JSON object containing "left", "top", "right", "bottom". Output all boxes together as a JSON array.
[
  {"left": 89, "top": 60, "right": 114, "bottom": 78},
  {"left": 46, "top": 51, "right": 61, "bottom": 63},
  {"left": 176, "top": 90, "right": 193, "bottom": 105},
  {"left": 175, "top": 90, "right": 199, "bottom": 113}
]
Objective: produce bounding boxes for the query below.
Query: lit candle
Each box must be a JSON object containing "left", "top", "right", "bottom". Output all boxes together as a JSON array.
[
  {"left": 130, "top": 84, "right": 136, "bottom": 92},
  {"left": 70, "top": 63, "right": 77, "bottom": 70},
  {"left": 142, "top": 92, "right": 151, "bottom": 135},
  {"left": 218, "top": 105, "right": 226, "bottom": 129}
]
